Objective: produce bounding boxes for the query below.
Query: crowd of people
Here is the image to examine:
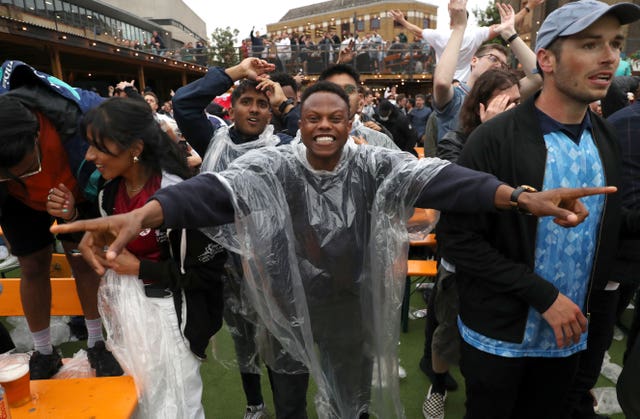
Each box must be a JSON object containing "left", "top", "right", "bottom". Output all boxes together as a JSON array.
[
  {"left": 112, "top": 31, "right": 208, "bottom": 66},
  {"left": 1, "top": 0, "right": 640, "bottom": 418},
  {"left": 242, "top": 25, "right": 435, "bottom": 76}
]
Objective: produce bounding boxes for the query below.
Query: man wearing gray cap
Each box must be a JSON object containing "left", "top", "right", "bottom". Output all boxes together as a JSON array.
[{"left": 436, "top": 1, "right": 640, "bottom": 417}]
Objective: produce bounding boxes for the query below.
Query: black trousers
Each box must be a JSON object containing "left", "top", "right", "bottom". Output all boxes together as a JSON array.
[
  {"left": 566, "top": 288, "right": 620, "bottom": 418},
  {"left": 267, "top": 368, "right": 310, "bottom": 419},
  {"left": 266, "top": 367, "right": 371, "bottom": 419},
  {"left": 460, "top": 340, "right": 580, "bottom": 419}
]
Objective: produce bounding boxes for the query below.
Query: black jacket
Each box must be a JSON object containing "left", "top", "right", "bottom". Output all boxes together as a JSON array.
[
  {"left": 373, "top": 108, "right": 419, "bottom": 155},
  {"left": 98, "top": 176, "right": 226, "bottom": 358},
  {"left": 438, "top": 95, "right": 622, "bottom": 343}
]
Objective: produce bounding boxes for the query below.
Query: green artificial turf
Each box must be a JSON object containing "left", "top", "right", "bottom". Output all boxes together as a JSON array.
[
  {"left": 197, "top": 286, "right": 629, "bottom": 418},
  {"left": 2, "top": 266, "right": 625, "bottom": 418}
]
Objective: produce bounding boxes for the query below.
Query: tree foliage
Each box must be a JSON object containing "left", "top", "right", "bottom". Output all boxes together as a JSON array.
[
  {"left": 210, "top": 26, "right": 240, "bottom": 67},
  {"left": 474, "top": 0, "right": 503, "bottom": 45},
  {"left": 474, "top": 0, "right": 500, "bottom": 27}
]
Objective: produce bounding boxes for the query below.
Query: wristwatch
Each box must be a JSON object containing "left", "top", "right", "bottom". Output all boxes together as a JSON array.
[
  {"left": 510, "top": 185, "right": 537, "bottom": 214},
  {"left": 278, "top": 98, "right": 294, "bottom": 114}
]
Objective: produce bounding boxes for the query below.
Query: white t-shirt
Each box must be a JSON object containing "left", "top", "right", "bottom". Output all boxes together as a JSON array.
[{"left": 421, "top": 26, "right": 491, "bottom": 83}]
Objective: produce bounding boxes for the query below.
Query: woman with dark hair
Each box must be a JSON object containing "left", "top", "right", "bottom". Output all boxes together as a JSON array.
[
  {"left": 422, "top": 68, "right": 522, "bottom": 418},
  {"left": 47, "top": 97, "right": 226, "bottom": 418},
  {"left": 438, "top": 68, "right": 520, "bottom": 162}
]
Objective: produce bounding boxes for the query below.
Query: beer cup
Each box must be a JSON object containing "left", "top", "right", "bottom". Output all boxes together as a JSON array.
[{"left": 0, "top": 354, "right": 31, "bottom": 407}]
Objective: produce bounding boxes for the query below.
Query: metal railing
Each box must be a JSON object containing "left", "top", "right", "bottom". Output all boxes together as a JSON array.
[{"left": 235, "top": 43, "right": 435, "bottom": 77}]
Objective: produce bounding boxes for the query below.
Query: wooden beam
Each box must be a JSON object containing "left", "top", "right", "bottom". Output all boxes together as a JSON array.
[
  {"left": 0, "top": 277, "right": 83, "bottom": 316},
  {"left": 48, "top": 45, "right": 63, "bottom": 80},
  {"left": 137, "top": 65, "right": 146, "bottom": 91}
]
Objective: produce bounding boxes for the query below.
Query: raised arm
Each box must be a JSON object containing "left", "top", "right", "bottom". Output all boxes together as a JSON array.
[
  {"left": 389, "top": 10, "right": 424, "bottom": 38},
  {"left": 515, "top": 0, "right": 544, "bottom": 31},
  {"left": 433, "top": 0, "right": 468, "bottom": 109},
  {"left": 173, "top": 57, "right": 275, "bottom": 156},
  {"left": 494, "top": 3, "right": 542, "bottom": 98}
]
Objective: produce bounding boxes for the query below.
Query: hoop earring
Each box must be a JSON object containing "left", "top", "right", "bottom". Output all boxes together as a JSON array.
[{"left": 133, "top": 155, "right": 139, "bottom": 163}]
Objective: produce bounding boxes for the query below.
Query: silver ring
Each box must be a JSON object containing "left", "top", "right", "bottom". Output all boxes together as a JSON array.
[{"left": 47, "top": 194, "right": 52, "bottom": 201}]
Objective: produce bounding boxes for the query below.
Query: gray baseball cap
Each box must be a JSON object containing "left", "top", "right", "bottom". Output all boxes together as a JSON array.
[{"left": 535, "top": 0, "right": 640, "bottom": 53}]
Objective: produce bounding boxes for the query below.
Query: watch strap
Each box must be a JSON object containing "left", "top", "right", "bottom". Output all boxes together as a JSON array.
[
  {"left": 278, "top": 98, "right": 294, "bottom": 114},
  {"left": 510, "top": 185, "right": 537, "bottom": 213}
]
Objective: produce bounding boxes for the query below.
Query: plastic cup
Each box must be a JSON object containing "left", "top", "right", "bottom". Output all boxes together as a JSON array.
[{"left": 0, "top": 354, "right": 31, "bottom": 407}]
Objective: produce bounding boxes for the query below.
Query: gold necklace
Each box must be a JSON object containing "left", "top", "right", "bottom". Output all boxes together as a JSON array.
[{"left": 124, "top": 181, "right": 145, "bottom": 193}]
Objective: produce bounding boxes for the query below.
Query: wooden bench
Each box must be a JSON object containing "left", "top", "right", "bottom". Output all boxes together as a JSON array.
[
  {"left": 400, "top": 213, "right": 438, "bottom": 333},
  {"left": 0, "top": 276, "right": 138, "bottom": 418},
  {"left": 50, "top": 252, "right": 73, "bottom": 278},
  {"left": 0, "top": 277, "right": 83, "bottom": 316},
  {"left": 10, "top": 376, "right": 137, "bottom": 418},
  {"left": 402, "top": 259, "right": 437, "bottom": 333}
]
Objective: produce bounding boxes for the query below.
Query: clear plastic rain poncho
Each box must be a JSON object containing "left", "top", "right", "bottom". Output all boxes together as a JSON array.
[
  {"left": 202, "top": 123, "right": 282, "bottom": 374},
  {"left": 98, "top": 271, "right": 202, "bottom": 419},
  {"left": 203, "top": 141, "right": 448, "bottom": 418}
]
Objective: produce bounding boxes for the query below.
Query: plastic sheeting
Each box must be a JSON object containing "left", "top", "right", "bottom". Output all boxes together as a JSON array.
[
  {"left": 203, "top": 142, "right": 449, "bottom": 418},
  {"left": 201, "top": 123, "right": 283, "bottom": 374},
  {"left": 53, "top": 349, "right": 94, "bottom": 379},
  {"left": 98, "top": 271, "right": 203, "bottom": 419},
  {"left": 7, "top": 316, "right": 71, "bottom": 352}
]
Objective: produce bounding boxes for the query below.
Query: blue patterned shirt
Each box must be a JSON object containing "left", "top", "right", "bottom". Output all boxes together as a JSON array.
[{"left": 459, "top": 115, "right": 605, "bottom": 358}]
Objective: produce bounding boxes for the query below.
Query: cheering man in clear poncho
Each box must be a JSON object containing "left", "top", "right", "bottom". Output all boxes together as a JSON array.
[{"left": 53, "top": 81, "right": 617, "bottom": 419}]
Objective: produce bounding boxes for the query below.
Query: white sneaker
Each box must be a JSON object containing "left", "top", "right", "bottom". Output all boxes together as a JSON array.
[
  {"left": 613, "top": 325, "right": 625, "bottom": 341},
  {"left": 398, "top": 365, "right": 407, "bottom": 379},
  {"left": 0, "top": 246, "right": 9, "bottom": 260},
  {"left": 244, "top": 403, "right": 271, "bottom": 419},
  {"left": 0, "top": 255, "right": 19, "bottom": 271},
  {"left": 423, "top": 385, "right": 446, "bottom": 419}
]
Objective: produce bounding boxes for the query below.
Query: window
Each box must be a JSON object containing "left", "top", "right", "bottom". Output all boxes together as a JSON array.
[
  {"left": 356, "top": 19, "right": 364, "bottom": 32},
  {"left": 423, "top": 17, "right": 431, "bottom": 29},
  {"left": 43, "top": 0, "right": 55, "bottom": 18},
  {"left": 370, "top": 17, "right": 380, "bottom": 30},
  {"left": 34, "top": 0, "right": 46, "bottom": 16}
]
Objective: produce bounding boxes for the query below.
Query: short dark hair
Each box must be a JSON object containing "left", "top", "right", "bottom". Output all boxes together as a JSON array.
[
  {"left": 535, "top": 37, "right": 565, "bottom": 76},
  {"left": 319, "top": 63, "right": 361, "bottom": 85},
  {"left": 300, "top": 81, "right": 350, "bottom": 114},
  {"left": 0, "top": 95, "right": 39, "bottom": 174},
  {"left": 270, "top": 72, "right": 299, "bottom": 93},
  {"left": 230, "top": 79, "right": 267, "bottom": 107},
  {"left": 475, "top": 43, "right": 508, "bottom": 59},
  {"left": 377, "top": 99, "right": 395, "bottom": 117},
  {"left": 143, "top": 91, "right": 159, "bottom": 103}
]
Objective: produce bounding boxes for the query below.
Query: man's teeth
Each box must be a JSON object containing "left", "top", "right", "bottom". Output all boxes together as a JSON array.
[{"left": 315, "top": 136, "right": 334, "bottom": 144}]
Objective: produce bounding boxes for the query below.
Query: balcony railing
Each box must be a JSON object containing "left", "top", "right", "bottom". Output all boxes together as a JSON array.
[{"left": 237, "top": 43, "right": 435, "bottom": 77}]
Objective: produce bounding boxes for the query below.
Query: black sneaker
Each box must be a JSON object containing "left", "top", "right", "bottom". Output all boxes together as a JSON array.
[
  {"left": 67, "top": 316, "right": 88, "bottom": 341},
  {"left": 87, "top": 341, "right": 124, "bottom": 377},
  {"left": 29, "top": 350, "right": 63, "bottom": 380},
  {"left": 419, "top": 356, "right": 458, "bottom": 391}
]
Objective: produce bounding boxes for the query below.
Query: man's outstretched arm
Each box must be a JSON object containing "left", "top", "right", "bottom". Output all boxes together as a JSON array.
[
  {"left": 51, "top": 173, "right": 235, "bottom": 274},
  {"left": 417, "top": 163, "right": 617, "bottom": 226}
]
